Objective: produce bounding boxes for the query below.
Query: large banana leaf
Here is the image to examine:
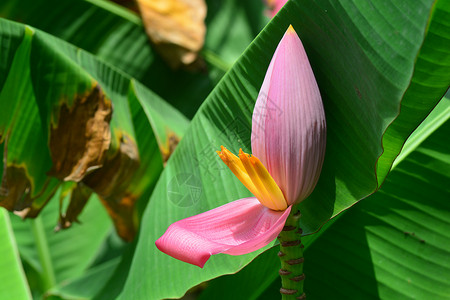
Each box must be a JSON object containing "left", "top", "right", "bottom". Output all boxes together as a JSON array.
[
  {"left": 0, "top": 17, "right": 188, "bottom": 240},
  {"left": 304, "top": 111, "right": 450, "bottom": 299},
  {"left": 0, "top": 208, "right": 31, "bottom": 300},
  {"left": 0, "top": 0, "right": 268, "bottom": 118},
  {"left": 198, "top": 96, "right": 450, "bottom": 300},
  {"left": 0, "top": 24, "right": 59, "bottom": 216},
  {"left": 375, "top": 0, "right": 450, "bottom": 182},
  {"left": 118, "top": 0, "right": 449, "bottom": 298}
]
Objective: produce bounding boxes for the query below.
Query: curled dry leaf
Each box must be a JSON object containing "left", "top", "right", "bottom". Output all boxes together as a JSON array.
[
  {"left": 136, "top": 0, "right": 207, "bottom": 69},
  {"left": 47, "top": 84, "right": 112, "bottom": 182},
  {"left": 83, "top": 134, "right": 140, "bottom": 241}
]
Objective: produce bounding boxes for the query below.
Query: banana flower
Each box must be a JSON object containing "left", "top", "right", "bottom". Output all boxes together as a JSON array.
[{"left": 156, "top": 25, "right": 326, "bottom": 268}]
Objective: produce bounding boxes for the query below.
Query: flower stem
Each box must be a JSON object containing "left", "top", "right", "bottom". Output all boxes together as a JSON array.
[{"left": 278, "top": 205, "right": 305, "bottom": 300}]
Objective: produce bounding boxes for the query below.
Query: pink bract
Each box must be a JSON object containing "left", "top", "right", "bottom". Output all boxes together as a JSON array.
[
  {"left": 155, "top": 198, "right": 291, "bottom": 268},
  {"left": 251, "top": 26, "right": 326, "bottom": 205}
]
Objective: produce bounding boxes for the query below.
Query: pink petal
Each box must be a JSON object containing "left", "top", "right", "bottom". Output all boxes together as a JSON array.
[
  {"left": 251, "top": 26, "right": 326, "bottom": 205},
  {"left": 155, "top": 198, "right": 291, "bottom": 268}
]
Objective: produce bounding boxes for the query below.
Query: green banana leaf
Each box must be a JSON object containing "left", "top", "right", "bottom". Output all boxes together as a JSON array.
[
  {"left": 198, "top": 96, "right": 450, "bottom": 300},
  {"left": 0, "top": 24, "right": 60, "bottom": 216},
  {"left": 118, "top": 0, "right": 450, "bottom": 299},
  {"left": 0, "top": 208, "right": 32, "bottom": 300},
  {"left": 48, "top": 257, "right": 121, "bottom": 300},
  {"left": 375, "top": 0, "right": 450, "bottom": 183},
  {"left": 304, "top": 106, "right": 450, "bottom": 299}
]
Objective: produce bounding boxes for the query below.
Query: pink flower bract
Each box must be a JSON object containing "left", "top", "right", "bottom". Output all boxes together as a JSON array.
[
  {"left": 251, "top": 25, "right": 326, "bottom": 205},
  {"left": 156, "top": 198, "right": 291, "bottom": 267}
]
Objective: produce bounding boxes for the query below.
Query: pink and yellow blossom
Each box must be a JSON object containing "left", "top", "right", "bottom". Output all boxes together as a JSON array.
[{"left": 156, "top": 25, "right": 326, "bottom": 268}]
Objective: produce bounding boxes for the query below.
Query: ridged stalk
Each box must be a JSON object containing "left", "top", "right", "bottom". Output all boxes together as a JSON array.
[{"left": 278, "top": 205, "right": 305, "bottom": 300}]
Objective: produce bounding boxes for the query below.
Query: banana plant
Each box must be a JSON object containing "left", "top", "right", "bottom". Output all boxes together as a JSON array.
[{"left": 0, "top": 0, "right": 448, "bottom": 299}]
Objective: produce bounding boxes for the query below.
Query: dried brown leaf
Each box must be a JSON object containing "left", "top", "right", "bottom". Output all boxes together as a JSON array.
[
  {"left": 0, "top": 141, "right": 59, "bottom": 218},
  {"left": 137, "top": 0, "right": 207, "bottom": 69},
  {"left": 0, "top": 164, "right": 33, "bottom": 211},
  {"left": 48, "top": 84, "right": 112, "bottom": 182}
]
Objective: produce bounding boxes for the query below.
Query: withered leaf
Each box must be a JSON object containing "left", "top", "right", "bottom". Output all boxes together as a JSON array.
[
  {"left": 83, "top": 134, "right": 140, "bottom": 241},
  {"left": 56, "top": 182, "right": 92, "bottom": 231},
  {"left": 1, "top": 137, "right": 60, "bottom": 217},
  {"left": 0, "top": 164, "right": 33, "bottom": 212},
  {"left": 48, "top": 84, "right": 112, "bottom": 182},
  {"left": 136, "top": 0, "right": 207, "bottom": 69}
]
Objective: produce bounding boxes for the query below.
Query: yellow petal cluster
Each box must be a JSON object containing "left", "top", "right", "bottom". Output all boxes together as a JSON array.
[{"left": 217, "top": 146, "right": 287, "bottom": 211}]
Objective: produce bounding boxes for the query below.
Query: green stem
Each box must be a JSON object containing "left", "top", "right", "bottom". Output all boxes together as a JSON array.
[
  {"left": 31, "top": 215, "right": 56, "bottom": 291},
  {"left": 278, "top": 205, "right": 305, "bottom": 300}
]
